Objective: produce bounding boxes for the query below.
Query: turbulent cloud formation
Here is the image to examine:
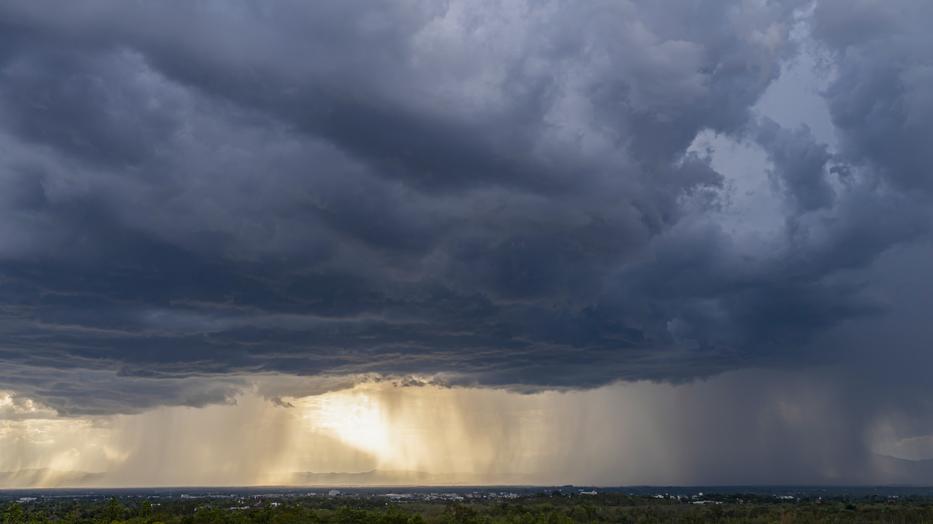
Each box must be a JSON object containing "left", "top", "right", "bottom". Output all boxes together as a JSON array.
[{"left": 0, "top": 0, "right": 930, "bottom": 422}]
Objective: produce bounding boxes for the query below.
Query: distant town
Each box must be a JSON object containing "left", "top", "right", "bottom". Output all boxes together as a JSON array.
[{"left": 5, "top": 485, "right": 933, "bottom": 523}]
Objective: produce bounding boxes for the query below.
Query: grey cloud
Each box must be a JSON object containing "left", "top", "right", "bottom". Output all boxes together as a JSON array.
[
  {"left": 813, "top": 0, "right": 933, "bottom": 192},
  {"left": 753, "top": 116, "right": 834, "bottom": 211},
  {"left": 0, "top": 0, "right": 929, "bottom": 415}
]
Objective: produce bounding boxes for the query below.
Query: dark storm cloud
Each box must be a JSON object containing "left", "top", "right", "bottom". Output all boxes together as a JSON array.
[
  {"left": 812, "top": 0, "right": 933, "bottom": 193},
  {"left": 753, "top": 116, "right": 834, "bottom": 211},
  {"left": 0, "top": 0, "right": 930, "bottom": 414}
]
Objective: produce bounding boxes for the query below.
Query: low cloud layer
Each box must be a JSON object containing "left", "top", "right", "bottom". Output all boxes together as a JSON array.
[{"left": 0, "top": 0, "right": 931, "bottom": 422}]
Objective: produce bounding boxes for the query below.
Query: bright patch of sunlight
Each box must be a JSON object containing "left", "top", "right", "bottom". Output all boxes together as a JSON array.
[{"left": 300, "top": 390, "right": 393, "bottom": 462}]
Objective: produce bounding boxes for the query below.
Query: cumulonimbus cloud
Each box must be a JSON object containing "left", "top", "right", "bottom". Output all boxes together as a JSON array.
[{"left": 0, "top": 0, "right": 930, "bottom": 415}]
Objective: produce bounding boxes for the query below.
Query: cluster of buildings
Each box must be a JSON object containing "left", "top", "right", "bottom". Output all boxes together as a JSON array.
[{"left": 379, "top": 491, "right": 525, "bottom": 502}]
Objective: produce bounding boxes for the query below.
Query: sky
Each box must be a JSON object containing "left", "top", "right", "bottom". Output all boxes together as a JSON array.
[{"left": 1, "top": 0, "right": 933, "bottom": 488}]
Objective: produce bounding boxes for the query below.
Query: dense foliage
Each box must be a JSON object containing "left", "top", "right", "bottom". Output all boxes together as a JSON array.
[{"left": 5, "top": 492, "right": 933, "bottom": 524}]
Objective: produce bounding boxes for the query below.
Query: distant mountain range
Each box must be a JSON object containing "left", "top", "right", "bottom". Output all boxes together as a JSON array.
[
  {"left": 5, "top": 457, "right": 933, "bottom": 489},
  {"left": 289, "top": 469, "right": 534, "bottom": 487},
  {"left": 0, "top": 468, "right": 104, "bottom": 488},
  {"left": 291, "top": 458, "right": 933, "bottom": 488}
]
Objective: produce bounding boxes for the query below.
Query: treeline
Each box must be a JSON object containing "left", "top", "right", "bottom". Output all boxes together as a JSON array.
[{"left": 5, "top": 494, "right": 933, "bottom": 524}]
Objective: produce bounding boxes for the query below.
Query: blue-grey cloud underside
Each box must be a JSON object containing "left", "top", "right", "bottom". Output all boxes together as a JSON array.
[{"left": 0, "top": 0, "right": 931, "bottom": 415}]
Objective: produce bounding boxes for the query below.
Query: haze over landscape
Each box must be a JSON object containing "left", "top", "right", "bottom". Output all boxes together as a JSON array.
[{"left": 2, "top": 0, "right": 933, "bottom": 490}]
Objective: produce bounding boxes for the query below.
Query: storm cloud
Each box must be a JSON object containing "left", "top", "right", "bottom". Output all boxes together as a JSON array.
[{"left": 0, "top": 0, "right": 930, "bottom": 417}]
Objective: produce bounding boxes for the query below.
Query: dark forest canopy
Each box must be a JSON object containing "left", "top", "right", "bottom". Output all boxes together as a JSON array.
[{"left": 5, "top": 490, "right": 933, "bottom": 524}]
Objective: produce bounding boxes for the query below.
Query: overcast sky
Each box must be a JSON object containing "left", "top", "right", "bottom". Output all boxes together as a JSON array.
[{"left": 1, "top": 0, "right": 933, "bottom": 487}]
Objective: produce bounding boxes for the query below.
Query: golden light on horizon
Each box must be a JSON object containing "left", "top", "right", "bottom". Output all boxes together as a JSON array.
[
  {"left": 4, "top": 382, "right": 635, "bottom": 488},
  {"left": 300, "top": 390, "right": 394, "bottom": 462},
  {"left": 1, "top": 373, "right": 869, "bottom": 488},
  {"left": 285, "top": 382, "right": 566, "bottom": 480}
]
